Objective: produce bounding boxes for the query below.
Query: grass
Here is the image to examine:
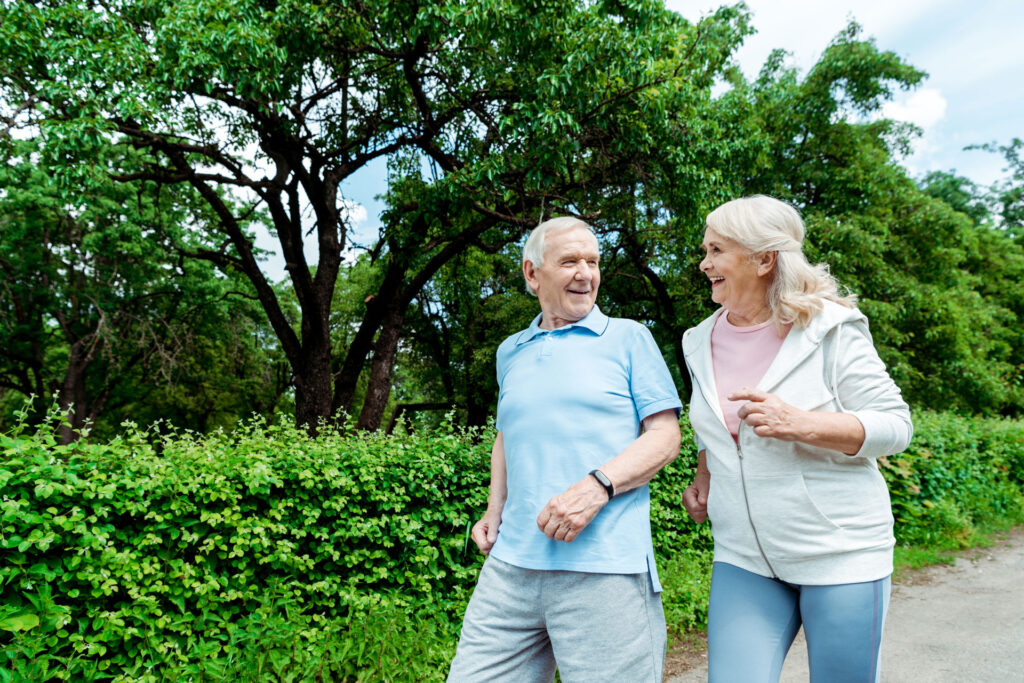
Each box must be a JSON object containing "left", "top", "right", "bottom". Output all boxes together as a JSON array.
[{"left": 893, "top": 510, "right": 1024, "bottom": 576}]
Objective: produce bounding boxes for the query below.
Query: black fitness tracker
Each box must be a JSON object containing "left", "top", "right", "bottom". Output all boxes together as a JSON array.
[{"left": 589, "top": 469, "right": 615, "bottom": 500}]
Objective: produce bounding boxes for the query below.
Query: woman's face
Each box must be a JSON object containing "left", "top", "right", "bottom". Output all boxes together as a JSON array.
[{"left": 699, "top": 227, "right": 771, "bottom": 314}]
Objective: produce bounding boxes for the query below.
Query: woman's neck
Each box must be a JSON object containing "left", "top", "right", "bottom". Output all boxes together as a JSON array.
[{"left": 725, "top": 303, "right": 772, "bottom": 327}]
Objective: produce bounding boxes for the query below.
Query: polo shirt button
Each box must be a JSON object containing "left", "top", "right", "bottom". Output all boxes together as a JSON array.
[{"left": 540, "top": 334, "right": 552, "bottom": 358}]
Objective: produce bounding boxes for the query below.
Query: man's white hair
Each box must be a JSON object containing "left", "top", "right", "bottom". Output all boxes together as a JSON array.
[{"left": 521, "top": 216, "right": 597, "bottom": 296}]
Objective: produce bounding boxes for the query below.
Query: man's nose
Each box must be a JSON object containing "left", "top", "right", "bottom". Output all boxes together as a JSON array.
[{"left": 574, "top": 261, "right": 593, "bottom": 278}]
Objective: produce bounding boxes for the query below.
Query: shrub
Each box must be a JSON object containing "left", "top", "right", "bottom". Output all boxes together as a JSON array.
[
  {"left": 1, "top": 407, "right": 1021, "bottom": 679},
  {"left": 0, "top": 415, "right": 488, "bottom": 680},
  {"left": 880, "top": 410, "right": 1024, "bottom": 548},
  {"left": 649, "top": 420, "right": 714, "bottom": 558}
]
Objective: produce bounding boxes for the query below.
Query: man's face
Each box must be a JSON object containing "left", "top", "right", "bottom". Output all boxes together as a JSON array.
[{"left": 524, "top": 226, "right": 601, "bottom": 329}]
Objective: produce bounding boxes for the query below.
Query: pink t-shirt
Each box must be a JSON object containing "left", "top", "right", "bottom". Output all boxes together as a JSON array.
[{"left": 711, "top": 311, "right": 790, "bottom": 439}]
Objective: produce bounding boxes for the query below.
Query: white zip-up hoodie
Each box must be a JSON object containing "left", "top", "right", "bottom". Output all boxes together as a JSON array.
[{"left": 682, "top": 300, "right": 913, "bottom": 584}]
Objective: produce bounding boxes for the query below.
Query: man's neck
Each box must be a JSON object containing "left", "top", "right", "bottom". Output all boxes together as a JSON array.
[{"left": 540, "top": 309, "right": 591, "bottom": 331}]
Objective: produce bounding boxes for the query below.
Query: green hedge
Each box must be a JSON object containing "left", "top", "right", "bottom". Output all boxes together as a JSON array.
[
  {"left": 0, "top": 409, "right": 1021, "bottom": 680},
  {"left": 0, "top": 417, "right": 492, "bottom": 681},
  {"left": 880, "top": 411, "right": 1024, "bottom": 546}
]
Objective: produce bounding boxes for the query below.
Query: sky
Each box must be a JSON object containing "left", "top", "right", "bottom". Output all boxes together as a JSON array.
[
  {"left": 261, "top": 0, "right": 1024, "bottom": 277},
  {"left": 667, "top": 0, "right": 1024, "bottom": 186}
]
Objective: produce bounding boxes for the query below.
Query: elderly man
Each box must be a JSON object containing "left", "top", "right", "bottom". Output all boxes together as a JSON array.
[{"left": 447, "top": 217, "right": 683, "bottom": 682}]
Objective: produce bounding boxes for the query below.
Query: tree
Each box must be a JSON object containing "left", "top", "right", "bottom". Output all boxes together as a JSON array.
[
  {"left": 0, "top": 0, "right": 749, "bottom": 431},
  {"left": 596, "top": 21, "right": 1024, "bottom": 415},
  {"left": 970, "top": 138, "right": 1024, "bottom": 236},
  {"left": 0, "top": 135, "right": 282, "bottom": 439},
  {"left": 920, "top": 169, "right": 1024, "bottom": 412},
  {"left": 396, "top": 240, "right": 537, "bottom": 429}
]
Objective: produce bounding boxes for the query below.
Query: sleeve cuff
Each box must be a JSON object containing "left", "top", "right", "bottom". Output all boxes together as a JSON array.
[
  {"left": 850, "top": 409, "right": 913, "bottom": 459},
  {"left": 637, "top": 398, "right": 684, "bottom": 422}
]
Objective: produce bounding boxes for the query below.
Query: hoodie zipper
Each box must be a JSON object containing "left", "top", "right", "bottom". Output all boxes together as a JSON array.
[
  {"left": 686, "top": 352, "right": 778, "bottom": 578},
  {"left": 736, "top": 431, "right": 777, "bottom": 578},
  {"left": 685, "top": 314, "right": 855, "bottom": 579}
]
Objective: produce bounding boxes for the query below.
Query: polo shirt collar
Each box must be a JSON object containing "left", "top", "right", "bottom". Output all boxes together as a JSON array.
[{"left": 515, "top": 305, "right": 610, "bottom": 345}]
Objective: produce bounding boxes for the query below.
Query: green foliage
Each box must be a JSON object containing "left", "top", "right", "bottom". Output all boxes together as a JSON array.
[
  {"left": 3, "top": 0, "right": 1023, "bottom": 426},
  {"left": 658, "top": 548, "right": 713, "bottom": 637},
  {"left": 1, "top": 407, "right": 1022, "bottom": 677},
  {"left": 593, "top": 18, "right": 1024, "bottom": 417},
  {"left": 398, "top": 243, "right": 545, "bottom": 428},
  {"left": 649, "top": 419, "right": 713, "bottom": 556},
  {"left": 0, "top": 0, "right": 758, "bottom": 430},
  {"left": 881, "top": 411, "right": 1024, "bottom": 548},
  {"left": 970, "top": 138, "right": 1024, "bottom": 234},
  {"left": 0, "top": 411, "right": 489, "bottom": 679},
  {"left": 0, "top": 131, "right": 285, "bottom": 439}
]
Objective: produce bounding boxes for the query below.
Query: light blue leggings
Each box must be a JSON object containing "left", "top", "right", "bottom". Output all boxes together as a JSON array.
[{"left": 707, "top": 562, "right": 891, "bottom": 683}]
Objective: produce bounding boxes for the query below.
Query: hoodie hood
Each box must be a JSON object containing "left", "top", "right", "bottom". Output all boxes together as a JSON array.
[
  {"left": 683, "top": 300, "right": 863, "bottom": 356},
  {"left": 683, "top": 299, "right": 866, "bottom": 411}
]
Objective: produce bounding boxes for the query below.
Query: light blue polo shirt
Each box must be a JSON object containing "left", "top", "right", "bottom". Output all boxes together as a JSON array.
[{"left": 490, "top": 306, "right": 682, "bottom": 591}]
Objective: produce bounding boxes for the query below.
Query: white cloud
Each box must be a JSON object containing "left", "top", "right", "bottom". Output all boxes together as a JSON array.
[
  {"left": 336, "top": 199, "right": 373, "bottom": 264},
  {"left": 881, "top": 88, "right": 947, "bottom": 131},
  {"left": 666, "top": 0, "right": 1024, "bottom": 185},
  {"left": 666, "top": 0, "right": 940, "bottom": 78},
  {"left": 340, "top": 199, "right": 368, "bottom": 229}
]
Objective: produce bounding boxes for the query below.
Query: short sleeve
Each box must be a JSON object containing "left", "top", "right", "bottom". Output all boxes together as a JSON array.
[
  {"left": 627, "top": 324, "right": 683, "bottom": 421},
  {"left": 494, "top": 336, "right": 515, "bottom": 432}
]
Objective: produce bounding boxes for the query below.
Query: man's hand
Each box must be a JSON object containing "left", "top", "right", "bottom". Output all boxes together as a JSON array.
[
  {"left": 682, "top": 471, "right": 710, "bottom": 523},
  {"left": 471, "top": 508, "right": 502, "bottom": 555},
  {"left": 536, "top": 475, "right": 609, "bottom": 542}
]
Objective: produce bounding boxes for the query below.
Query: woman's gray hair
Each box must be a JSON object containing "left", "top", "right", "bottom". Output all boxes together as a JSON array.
[
  {"left": 705, "top": 195, "right": 856, "bottom": 327},
  {"left": 521, "top": 216, "right": 596, "bottom": 296}
]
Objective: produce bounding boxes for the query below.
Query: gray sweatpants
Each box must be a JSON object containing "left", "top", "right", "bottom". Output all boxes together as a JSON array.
[{"left": 447, "top": 557, "right": 666, "bottom": 682}]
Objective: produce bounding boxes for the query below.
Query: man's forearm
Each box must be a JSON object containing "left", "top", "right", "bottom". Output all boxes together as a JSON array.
[
  {"left": 537, "top": 411, "right": 680, "bottom": 541},
  {"left": 597, "top": 410, "right": 681, "bottom": 496},
  {"left": 488, "top": 431, "right": 508, "bottom": 510}
]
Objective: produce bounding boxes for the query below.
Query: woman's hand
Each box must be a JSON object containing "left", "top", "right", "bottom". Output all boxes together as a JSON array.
[
  {"left": 730, "top": 386, "right": 866, "bottom": 455},
  {"left": 730, "top": 387, "right": 807, "bottom": 441},
  {"left": 682, "top": 450, "right": 710, "bottom": 523}
]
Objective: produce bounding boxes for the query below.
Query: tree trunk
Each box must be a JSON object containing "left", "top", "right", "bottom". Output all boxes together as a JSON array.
[
  {"left": 356, "top": 303, "right": 406, "bottom": 431},
  {"left": 462, "top": 312, "right": 491, "bottom": 429},
  {"left": 57, "top": 338, "right": 97, "bottom": 445},
  {"left": 294, "top": 337, "right": 334, "bottom": 435},
  {"left": 332, "top": 258, "right": 407, "bottom": 419}
]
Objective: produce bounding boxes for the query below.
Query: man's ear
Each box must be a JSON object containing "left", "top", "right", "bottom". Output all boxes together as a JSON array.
[
  {"left": 523, "top": 259, "right": 539, "bottom": 292},
  {"left": 757, "top": 251, "right": 778, "bottom": 277}
]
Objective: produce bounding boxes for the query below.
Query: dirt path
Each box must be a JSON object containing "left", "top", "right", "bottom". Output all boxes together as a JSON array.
[{"left": 667, "top": 526, "right": 1024, "bottom": 682}]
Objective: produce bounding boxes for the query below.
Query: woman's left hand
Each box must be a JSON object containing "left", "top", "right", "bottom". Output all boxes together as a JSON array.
[{"left": 730, "top": 387, "right": 807, "bottom": 442}]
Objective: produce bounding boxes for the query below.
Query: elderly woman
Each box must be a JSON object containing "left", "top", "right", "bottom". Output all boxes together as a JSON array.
[{"left": 681, "top": 195, "right": 912, "bottom": 683}]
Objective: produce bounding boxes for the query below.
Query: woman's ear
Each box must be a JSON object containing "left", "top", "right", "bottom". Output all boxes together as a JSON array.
[{"left": 757, "top": 251, "right": 778, "bottom": 277}]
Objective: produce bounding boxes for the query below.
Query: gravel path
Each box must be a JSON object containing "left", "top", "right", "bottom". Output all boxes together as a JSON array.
[{"left": 667, "top": 527, "right": 1024, "bottom": 683}]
